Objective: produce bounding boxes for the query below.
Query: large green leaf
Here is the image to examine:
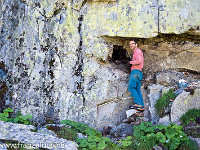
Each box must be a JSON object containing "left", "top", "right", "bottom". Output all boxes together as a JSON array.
[
  {"left": 88, "top": 142, "right": 96, "bottom": 149},
  {"left": 145, "top": 126, "right": 156, "bottom": 132},
  {"left": 169, "top": 140, "right": 179, "bottom": 150},
  {"left": 140, "top": 122, "right": 148, "bottom": 130},
  {"left": 122, "top": 140, "right": 132, "bottom": 147},
  {"left": 19, "top": 116, "right": 27, "bottom": 120},
  {"left": 156, "top": 125, "right": 166, "bottom": 130},
  {"left": 3, "top": 108, "right": 13, "bottom": 113},
  {"left": 126, "top": 136, "right": 132, "bottom": 140},
  {"left": 165, "top": 128, "right": 177, "bottom": 139},
  {"left": 14, "top": 118, "right": 19, "bottom": 123},
  {"left": 3, "top": 112, "right": 9, "bottom": 118},
  {"left": 61, "top": 119, "right": 72, "bottom": 125},
  {"left": 79, "top": 139, "right": 88, "bottom": 148},
  {"left": 0, "top": 113, "right": 3, "bottom": 118},
  {"left": 88, "top": 135, "right": 96, "bottom": 142},
  {"left": 134, "top": 126, "right": 144, "bottom": 138},
  {"left": 26, "top": 114, "right": 33, "bottom": 120},
  {"left": 98, "top": 141, "right": 106, "bottom": 149},
  {"left": 1, "top": 117, "right": 8, "bottom": 122},
  {"left": 156, "top": 132, "right": 166, "bottom": 143},
  {"left": 102, "top": 137, "right": 111, "bottom": 142}
]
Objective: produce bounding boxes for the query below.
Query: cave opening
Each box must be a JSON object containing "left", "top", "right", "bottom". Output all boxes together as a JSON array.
[{"left": 110, "top": 45, "right": 131, "bottom": 74}]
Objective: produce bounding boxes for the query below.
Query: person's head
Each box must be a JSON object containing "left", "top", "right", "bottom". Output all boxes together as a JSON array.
[{"left": 129, "top": 39, "right": 137, "bottom": 50}]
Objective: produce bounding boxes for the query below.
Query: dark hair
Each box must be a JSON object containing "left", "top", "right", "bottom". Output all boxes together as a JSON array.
[{"left": 129, "top": 39, "right": 137, "bottom": 43}]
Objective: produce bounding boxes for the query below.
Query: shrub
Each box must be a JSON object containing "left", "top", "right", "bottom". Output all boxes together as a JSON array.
[
  {"left": 61, "top": 120, "right": 121, "bottom": 150},
  {"left": 133, "top": 122, "right": 192, "bottom": 150},
  {"left": 180, "top": 108, "right": 200, "bottom": 125},
  {"left": 155, "top": 88, "right": 176, "bottom": 117}
]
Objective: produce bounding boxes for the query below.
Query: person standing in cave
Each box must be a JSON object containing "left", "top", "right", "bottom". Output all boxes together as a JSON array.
[{"left": 128, "top": 39, "right": 144, "bottom": 111}]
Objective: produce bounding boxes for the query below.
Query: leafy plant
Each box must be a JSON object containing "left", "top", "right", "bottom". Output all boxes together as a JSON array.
[
  {"left": 0, "top": 108, "right": 33, "bottom": 125},
  {"left": 118, "top": 136, "right": 137, "bottom": 150},
  {"left": 180, "top": 108, "right": 200, "bottom": 125},
  {"left": 0, "top": 108, "right": 14, "bottom": 122},
  {"left": 13, "top": 111, "right": 33, "bottom": 125},
  {"left": 133, "top": 122, "right": 192, "bottom": 150},
  {"left": 155, "top": 88, "right": 177, "bottom": 117},
  {"left": 61, "top": 120, "right": 121, "bottom": 150}
]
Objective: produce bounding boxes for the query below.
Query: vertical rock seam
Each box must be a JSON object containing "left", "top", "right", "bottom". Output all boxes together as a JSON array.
[
  {"left": 157, "top": 0, "right": 160, "bottom": 33},
  {"left": 74, "top": 14, "right": 86, "bottom": 108}
]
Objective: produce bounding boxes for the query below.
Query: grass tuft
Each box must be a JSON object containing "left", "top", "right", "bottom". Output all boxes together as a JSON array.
[
  {"left": 155, "top": 88, "right": 176, "bottom": 117},
  {"left": 180, "top": 108, "right": 200, "bottom": 125}
]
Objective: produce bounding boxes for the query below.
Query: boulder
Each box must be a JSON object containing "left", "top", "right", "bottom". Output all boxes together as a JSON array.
[
  {"left": 119, "top": 124, "right": 134, "bottom": 137},
  {"left": 109, "top": 123, "right": 128, "bottom": 138},
  {"left": 171, "top": 89, "right": 200, "bottom": 123},
  {"left": 147, "top": 84, "right": 164, "bottom": 123},
  {"left": 158, "top": 115, "right": 170, "bottom": 126},
  {"left": 0, "top": 121, "right": 78, "bottom": 150}
]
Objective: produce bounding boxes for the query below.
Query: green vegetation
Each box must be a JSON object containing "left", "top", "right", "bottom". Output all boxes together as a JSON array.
[
  {"left": 155, "top": 89, "right": 177, "bottom": 117},
  {"left": 60, "top": 120, "right": 197, "bottom": 150},
  {"left": 180, "top": 108, "right": 200, "bottom": 125},
  {"left": 177, "top": 138, "right": 198, "bottom": 150},
  {"left": 61, "top": 120, "right": 121, "bottom": 150},
  {"left": 183, "top": 126, "right": 200, "bottom": 138},
  {"left": 180, "top": 109, "right": 200, "bottom": 138},
  {"left": 1, "top": 108, "right": 198, "bottom": 150},
  {"left": 132, "top": 122, "right": 197, "bottom": 150},
  {"left": 47, "top": 125, "right": 78, "bottom": 141},
  {"left": 0, "top": 108, "right": 33, "bottom": 125},
  {"left": 0, "top": 108, "right": 14, "bottom": 122}
]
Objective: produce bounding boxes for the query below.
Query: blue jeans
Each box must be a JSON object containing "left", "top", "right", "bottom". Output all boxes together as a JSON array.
[{"left": 128, "top": 69, "right": 144, "bottom": 106}]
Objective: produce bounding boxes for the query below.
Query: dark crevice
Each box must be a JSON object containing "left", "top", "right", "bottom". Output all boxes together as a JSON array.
[
  {"left": 19, "top": 0, "right": 65, "bottom": 19},
  {"left": 176, "top": 68, "right": 200, "bottom": 75},
  {"left": 53, "top": 7, "right": 63, "bottom": 16},
  {"left": 80, "top": 0, "right": 87, "bottom": 10},
  {"left": 19, "top": 0, "right": 48, "bottom": 19},
  {"left": 73, "top": 14, "right": 86, "bottom": 108}
]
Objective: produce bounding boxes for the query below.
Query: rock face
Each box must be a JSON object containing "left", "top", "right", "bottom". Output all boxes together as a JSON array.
[
  {"left": 171, "top": 89, "right": 200, "bottom": 123},
  {"left": 147, "top": 84, "right": 164, "bottom": 123},
  {"left": 0, "top": 0, "right": 200, "bottom": 129},
  {"left": 0, "top": 121, "right": 78, "bottom": 150}
]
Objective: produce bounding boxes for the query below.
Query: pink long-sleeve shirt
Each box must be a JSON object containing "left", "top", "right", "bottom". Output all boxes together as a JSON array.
[{"left": 130, "top": 48, "right": 143, "bottom": 72}]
